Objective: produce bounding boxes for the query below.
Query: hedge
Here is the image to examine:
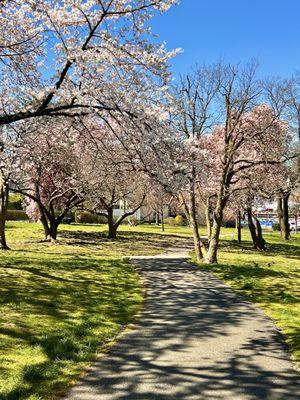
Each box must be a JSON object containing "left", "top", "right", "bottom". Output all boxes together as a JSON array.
[{"left": 7, "top": 210, "right": 30, "bottom": 221}]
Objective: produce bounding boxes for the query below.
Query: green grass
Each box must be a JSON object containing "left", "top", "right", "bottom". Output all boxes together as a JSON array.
[
  {"left": 198, "top": 230, "right": 300, "bottom": 368},
  {"left": 1, "top": 221, "right": 299, "bottom": 398},
  {"left": 111, "top": 223, "right": 236, "bottom": 239},
  {"left": 0, "top": 222, "right": 189, "bottom": 400}
]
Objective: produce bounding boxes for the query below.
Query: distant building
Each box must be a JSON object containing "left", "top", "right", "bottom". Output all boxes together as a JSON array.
[
  {"left": 242, "top": 202, "right": 299, "bottom": 231},
  {"left": 253, "top": 203, "right": 278, "bottom": 229}
]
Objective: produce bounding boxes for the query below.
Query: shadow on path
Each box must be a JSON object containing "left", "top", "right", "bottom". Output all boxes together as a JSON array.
[{"left": 66, "top": 257, "right": 300, "bottom": 400}]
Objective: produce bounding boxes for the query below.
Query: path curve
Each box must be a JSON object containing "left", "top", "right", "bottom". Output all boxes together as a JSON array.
[{"left": 66, "top": 244, "right": 300, "bottom": 399}]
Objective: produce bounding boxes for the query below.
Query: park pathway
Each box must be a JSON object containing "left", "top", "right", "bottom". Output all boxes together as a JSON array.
[{"left": 66, "top": 242, "right": 300, "bottom": 399}]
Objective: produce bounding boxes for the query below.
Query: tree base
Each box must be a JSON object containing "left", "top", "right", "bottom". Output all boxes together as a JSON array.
[
  {"left": 38, "top": 237, "right": 58, "bottom": 244},
  {"left": 0, "top": 245, "right": 10, "bottom": 250}
]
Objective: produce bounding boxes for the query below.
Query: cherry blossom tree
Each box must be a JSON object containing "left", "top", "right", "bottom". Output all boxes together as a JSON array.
[
  {"left": 77, "top": 125, "right": 148, "bottom": 238},
  {"left": 13, "top": 119, "right": 83, "bottom": 241},
  {"left": 202, "top": 103, "right": 289, "bottom": 262},
  {"left": 0, "top": 0, "right": 178, "bottom": 127},
  {"left": 0, "top": 0, "right": 181, "bottom": 246},
  {"left": 224, "top": 161, "right": 288, "bottom": 251},
  {"left": 167, "top": 65, "right": 222, "bottom": 259},
  {"left": 84, "top": 168, "right": 147, "bottom": 239}
]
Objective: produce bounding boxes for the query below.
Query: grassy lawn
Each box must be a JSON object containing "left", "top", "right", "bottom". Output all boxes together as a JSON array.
[
  {"left": 0, "top": 222, "right": 189, "bottom": 400},
  {"left": 1, "top": 222, "right": 299, "bottom": 399},
  {"left": 199, "top": 230, "right": 300, "bottom": 368}
]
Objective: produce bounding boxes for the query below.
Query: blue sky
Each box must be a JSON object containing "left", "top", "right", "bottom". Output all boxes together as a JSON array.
[{"left": 151, "top": 0, "right": 300, "bottom": 78}]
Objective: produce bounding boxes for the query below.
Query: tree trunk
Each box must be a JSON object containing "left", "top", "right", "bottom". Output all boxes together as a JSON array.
[
  {"left": 190, "top": 212, "right": 204, "bottom": 262},
  {"left": 247, "top": 207, "right": 265, "bottom": 250},
  {"left": 155, "top": 211, "right": 160, "bottom": 226},
  {"left": 107, "top": 207, "right": 117, "bottom": 239},
  {"left": 253, "top": 215, "right": 266, "bottom": 251},
  {"left": 236, "top": 210, "right": 242, "bottom": 244},
  {"left": 282, "top": 193, "right": 291, "bottom": 240},
  {"left": 247, "top": 207, "right": 259, "bottom": 249},
  {"left": 39, "top": 207, "right": 50, "bottom": 239},
  {"left": 205, "top": 198, "right": 212, "bottom": 242},
  {"left": 277, "top": 196, "right": 284, "bottom": 238},
  {"left": 205, "top": 199, "right": 223, "bottom": 264},
  {"left": 189, "top": 191, "right": 207, "bottom": 262},
  {"left": 0, "top": 182, "right": 10, "bottom": 250},
  {"left": 161, "top": 209, "right": 165, "bottom": 232},
  {"left": 181, "top": 192, "right": 206, "bottom": 262},
  {"left": 277, "top": 194, "right": 290, "bottom": 240},
  {"left": 48, "top": 220, "right": 58, "bottom": 241}
]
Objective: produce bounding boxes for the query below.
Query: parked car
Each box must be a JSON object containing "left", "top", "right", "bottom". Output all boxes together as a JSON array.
[
  {"left": 290, "top": 221, "right": 299, "bottom": 232},
  {"left": 62, "top": 217, "right": 73, "bottom": 224}
]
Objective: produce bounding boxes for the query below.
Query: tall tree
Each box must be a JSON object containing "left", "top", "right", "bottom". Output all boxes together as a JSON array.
[
  {"left": 167, "top": 64, "right": 222, "bottom": 260},
  {"left": 263, "top": 76, "right": 300, "bottom": 240},
  {"left": 203, "top": 103, "right": 289, "bottom": 263},
  {"left": 79, "top": 126, "right": 147, "bottom": 239}
]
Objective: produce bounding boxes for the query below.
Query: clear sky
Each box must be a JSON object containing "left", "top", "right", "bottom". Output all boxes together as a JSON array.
[{"left": 150, "top": 0, "right": 300, "bottom": 78}]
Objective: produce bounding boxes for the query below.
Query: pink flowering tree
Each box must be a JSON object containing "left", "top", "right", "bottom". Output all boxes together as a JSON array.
[
  {"left": 223, "top": 160, "right": 289, "bottom": 250},
  {"left": 201, "top": 104, "right": 289, "bottom": 261},
  {"left": 13, "top": 119, "right": 83, "bottom": 241}
]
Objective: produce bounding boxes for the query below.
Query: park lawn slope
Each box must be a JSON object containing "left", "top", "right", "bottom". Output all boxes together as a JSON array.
[
  {"left": 0, "top": 222, "right": 187, "bottom": 400},
  {"left": 199, "top": 232, "right": 300, "bottom": 368}
]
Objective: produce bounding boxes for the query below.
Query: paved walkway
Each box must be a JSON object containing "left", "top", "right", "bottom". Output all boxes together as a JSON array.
[{"left": 67, "top": 246, "right": 300, "bottom": 399}]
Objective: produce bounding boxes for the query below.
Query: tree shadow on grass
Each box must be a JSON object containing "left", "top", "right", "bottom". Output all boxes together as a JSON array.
[
  {"left": 61, "top": 228, "right": 188, "bottom": 241},
  {"left": 59, "top": 229, "right": 190, "bottom": 253},
  {"left": 214, "top": 239, "right": 299, "bottom": 305},
  {"left": 219, "top": 238, "right": 300, "bottom": 260},
  {"left": 0, "top": 256, "right": 142, "bottom": 400},
  {"left": 208, "top": 262, "right": 300, "bottom": 307}
]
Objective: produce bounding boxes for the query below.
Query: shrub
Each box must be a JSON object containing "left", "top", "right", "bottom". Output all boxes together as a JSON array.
[
  {"left": 8, "top": 194, "right": 23, "bottom": 210},
  {"left": 164, "top": 217, "right": 175, "bottom": 225},
  {"left": 272, "top": 223, "right": 280, "bottom": 231},
  {"left": 75, "top": 211, "right": 107, "bottom": 224},
  {"left": 223, "top": 219, "right": 236, "bottom": 228},
  {"left": 174, "top": 215, "right": 186, "bottom": 226},
  {"left": 7, "top": 210, "right": 30, "bottom": 221}
]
